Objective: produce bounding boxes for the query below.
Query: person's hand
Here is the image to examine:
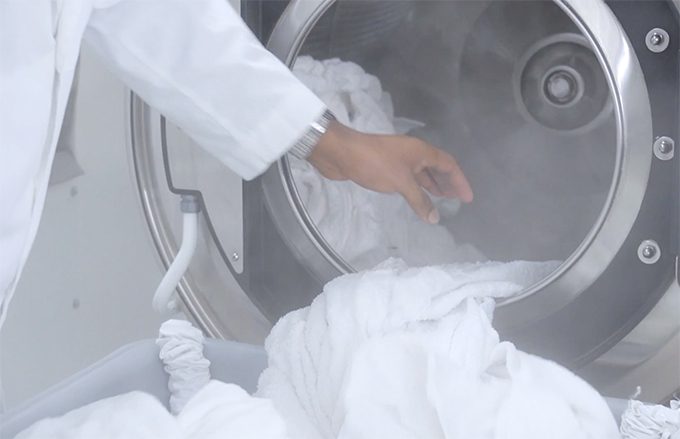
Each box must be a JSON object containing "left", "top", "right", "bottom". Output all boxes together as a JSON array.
[{"left": 308, "top": 122, "right": 473, "bottom": 224}]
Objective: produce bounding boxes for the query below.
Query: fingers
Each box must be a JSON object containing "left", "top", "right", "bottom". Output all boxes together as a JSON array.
[
  {"left": 399, "top": 177, "right": 439, "bottom": 224},
  {"left": 415, "top": 170, "right": 445, "bottom": 197},
  {"left": 422, "top": 146, "right": 474, "bottom": 203}
]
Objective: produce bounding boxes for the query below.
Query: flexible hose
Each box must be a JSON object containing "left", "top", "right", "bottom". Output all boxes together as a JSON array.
[{"left": 152, "top": 208, "right": 199, "bottom": 314}]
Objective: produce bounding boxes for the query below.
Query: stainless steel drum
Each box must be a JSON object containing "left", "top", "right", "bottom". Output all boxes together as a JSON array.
[{"left": 129, "top": 0, "right": 679, "bottom": 402}]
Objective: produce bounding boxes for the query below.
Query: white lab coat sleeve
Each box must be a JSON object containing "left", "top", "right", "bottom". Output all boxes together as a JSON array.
[{"left": 82, "top": 0, "right": 326, "bottom": 180}]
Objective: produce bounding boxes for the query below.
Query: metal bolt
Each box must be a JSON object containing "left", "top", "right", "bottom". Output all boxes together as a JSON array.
[
  {"left": 649, "top": 33, "right": 664, "bottom": 46},
  {"left": 646, "top": 28, "right": 670, "bottom": 53},
  {"left": 231, "top": 252, "right": 240, "bottom": 262},
  {"left": 653, "top": 136, "right": 675, "bottom": 161},
  {"left": 638, "top": 240, "right": 661, "bottom": 264}
]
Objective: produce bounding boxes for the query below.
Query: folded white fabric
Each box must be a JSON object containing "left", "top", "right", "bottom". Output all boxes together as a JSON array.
[
  {"left": 257, "top": 258, "right": 620, "bottom": 439},
  {"left": 290, "top": 56, "right": 485, "bottom": 269},
  {"left": 620, "top": 399, "right": 680, "bottom": 438},
  {"left": 14, "top": 391, "right": 181, "bottom": 439},
  {"left": 157, "top": 319, "right": 211, "bottom": 415}
]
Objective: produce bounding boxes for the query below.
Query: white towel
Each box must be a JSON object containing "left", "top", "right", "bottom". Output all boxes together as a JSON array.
[
  {"left": 291, "top": 57, "right": 485, "bottom": 269},
  {"left": 14, "top": 381, "right": 291, "bottom": 439},
  {"left": 620, "top": 398, "right": 680, "bottom": 438},
  {"left": 257, "top": 258, "right": 620, "bottom": 439},
  {"left": 14, "top": 392, "right": 182, "bottom": 439},
  {"left": 178, "top": 380, "right": 290, "bottom": 439},
  {"left": 15, "top": 321, "right": 290, "bottom": 439},
  {"left": 156, "top": 319, "right": 211, "bottom": 415}
]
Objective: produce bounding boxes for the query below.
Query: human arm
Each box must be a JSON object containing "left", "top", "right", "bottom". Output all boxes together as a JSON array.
[
  {"left": 82, "top": 0, "right": 472, "bottom": 220},
  {"left": 83, "top": 0, "right": 325, "bottom": 180},
  {"left": 309, "top": 122, "right": 473, "bottom": 224}
]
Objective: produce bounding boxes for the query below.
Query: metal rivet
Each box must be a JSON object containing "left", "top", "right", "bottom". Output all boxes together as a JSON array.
[
  {"left": 646, "top": 28, "right": 670, "bottom": 53},
  {"left": 231, "top": 252, "right": 240, "bottom": 262},
  {"left": 653, "top": 136, "right": 675, "bottom": 161},
  {"left": 638, "top": 240, "right": 661, "bottom": 264}
]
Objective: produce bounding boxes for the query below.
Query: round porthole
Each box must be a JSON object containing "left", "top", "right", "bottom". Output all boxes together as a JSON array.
[{"left": 262, "top": 0, "right": 652, "bottom": 323}]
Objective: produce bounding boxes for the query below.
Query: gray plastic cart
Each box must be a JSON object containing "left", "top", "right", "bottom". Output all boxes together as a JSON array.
[
  {"left": 0, "top": 339, "right": 629, "bottom": 438},
  {"left": 0, "top": 339, "right": 267, "bottom": 438}
]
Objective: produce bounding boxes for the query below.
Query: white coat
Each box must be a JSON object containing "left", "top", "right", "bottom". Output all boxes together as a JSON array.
[{"left": 0, "top": 0, "right": 325, "bottom": 327}]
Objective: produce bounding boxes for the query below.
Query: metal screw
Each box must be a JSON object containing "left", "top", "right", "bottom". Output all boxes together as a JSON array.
[
  {"left": 231, "top": 252, "right": 240, "bottom": 262},
  {"left": 653, "top": 136, "right": 675, "bottom": 161},
  {"left": 646, "top": 28, "right": 670, "bottom": 53},
  {"left": 638, "top": 240, "right": 661, "bottom": 264}
]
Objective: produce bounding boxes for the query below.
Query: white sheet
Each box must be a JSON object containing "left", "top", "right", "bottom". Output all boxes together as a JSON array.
[
  {"left": 290, "top": 56, "right": 485, "bottom": 269},
  {"left": 257, "top": 258, "right": 620, "bottom": 439}
]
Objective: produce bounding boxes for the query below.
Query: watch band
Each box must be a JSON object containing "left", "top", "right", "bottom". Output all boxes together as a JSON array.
[{"left": 289, "top": 109, "right": 336, "bottom": 159}]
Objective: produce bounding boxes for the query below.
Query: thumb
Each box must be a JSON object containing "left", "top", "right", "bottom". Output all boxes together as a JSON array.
[{"left": 399, "top": 178, "right": 439, "bottom": 224}]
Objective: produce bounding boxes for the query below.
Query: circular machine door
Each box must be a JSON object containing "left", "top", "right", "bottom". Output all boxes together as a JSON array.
[{"left": 130, "top": 0, "right": 679, "bottom": 400}]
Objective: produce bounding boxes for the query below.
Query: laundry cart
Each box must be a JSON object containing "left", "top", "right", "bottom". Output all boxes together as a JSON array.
[
  {"left": 1, "top": 337, "right": 637, "bottom": 438},
  {"left": 0, "top": 339, "right": 267, "bottom": 438},
  {"left": 129, "top": 0, "right": 680, "bottom": 403}
]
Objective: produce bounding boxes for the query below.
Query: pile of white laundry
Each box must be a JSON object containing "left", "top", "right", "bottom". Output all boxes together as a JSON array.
[
  {"left": 15, "top": 260, "right": 680, "bottom": 438},
  {"left": 15, "top": 258, "right": 643, "bottom": 439},
  {"left": 256, "top": 258, "right": 623, "bottom": 439},
  {"left": 15, "top": 320, "right": 291, "bottom": 439},
  {"left": 290, "top": 56, "right": 484, "bottom": 268}
]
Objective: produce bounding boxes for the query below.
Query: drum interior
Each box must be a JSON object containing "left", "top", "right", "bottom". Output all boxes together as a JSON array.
[{"left": 288, "top": 0, "right": 617, "bottom": 273}]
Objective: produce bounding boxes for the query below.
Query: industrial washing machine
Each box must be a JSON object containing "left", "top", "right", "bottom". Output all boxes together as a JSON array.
[{"left": 129, "top": 0, "right": 680, "bottom": 402}]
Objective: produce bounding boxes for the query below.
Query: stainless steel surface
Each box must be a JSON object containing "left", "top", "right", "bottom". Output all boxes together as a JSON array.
[
  {"left": 128, "top": 96, "right": 270, "bottom": 342},
  {"left": 511, "top": 32, "right": 612, "bottom": 133},
  {"left": 646, "top": 27, "right": 670, "bottom": 53},
  {"left": 580, "top": 281, "right": 680, "bottom": 401},
  {"left": 265, "top": 0, "right": 654, "bottom": 327},
  {"left": 638, "top": 240, "right": 661, "bottom": 265},
  {"left": 654, "top": 136, "right": 675, "bottom": 161}
]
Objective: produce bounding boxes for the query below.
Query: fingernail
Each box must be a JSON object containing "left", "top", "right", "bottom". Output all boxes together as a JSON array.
[{"left": 428, "top": 209, "right": 440, "bottom": 224}]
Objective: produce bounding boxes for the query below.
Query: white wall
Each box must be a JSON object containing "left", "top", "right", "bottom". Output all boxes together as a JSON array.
[{"left": 0, "top": 45, "right": 166, "bottom": 409}]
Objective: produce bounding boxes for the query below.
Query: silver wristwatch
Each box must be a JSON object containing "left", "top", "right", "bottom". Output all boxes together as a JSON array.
[{"left": 289, "top": 109, "right": 336, "bottom": 159}]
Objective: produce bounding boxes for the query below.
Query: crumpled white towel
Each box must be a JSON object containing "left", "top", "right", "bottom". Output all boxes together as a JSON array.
[
  {"left": 16, "top": 318, "right": 290, "bottom": 439},
  {"left": 620, "top": 399, "right": 680, "bottom": 438},
  {"left": 157, "top": 319, "right": 211, "bottom": 415},
  {"left": 14, "top": 391, "right": 181, "bottom": 439},
  {"left": 291, "top": 56, "right": 485, "bottom": 268},
  {"left": 257, "top": 258, "right": 620, "bottom": 439},
  {"left": 178, "top": 380, "right": 290, "bottom": 439},
  {"left": 14, "top": 381, "right": 291, "bottom": 439}
]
